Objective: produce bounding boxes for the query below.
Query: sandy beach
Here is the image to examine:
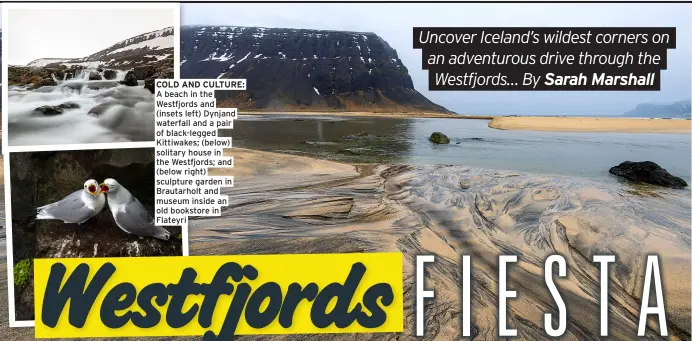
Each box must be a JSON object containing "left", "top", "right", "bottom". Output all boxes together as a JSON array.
[
  {"left": 489, "top": 116, "right": 692, "bottom": 133},
  {"left": 1, "top": 149, "right": 690, "bottom": 340},
  {"left": 203, "top": 149, "right": 691, "bottom": 340}
]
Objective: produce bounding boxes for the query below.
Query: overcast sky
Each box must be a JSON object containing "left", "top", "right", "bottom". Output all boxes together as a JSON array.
[
  {"left": 8, "top": 8, "right": 173, "bottom": 65},
  {"left": 182, "top": 3, "right": 691, "bottom": 116}
]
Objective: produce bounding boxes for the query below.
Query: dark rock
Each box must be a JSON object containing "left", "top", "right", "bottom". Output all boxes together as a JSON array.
[
  {"left": 58, "top": 102, "right": 80, "bottom": 109},
  {"left": 133, "top": 65, "right": 157, "bottom": 79},
  {"left": 51, "top": 70, "right": 65, "bottom": 80},
  {"left": 144, "top": 78, "right": 155, "bottom": 93},
  {"left": 88, "top": 71, "right": 102, "bottom": 80},
  {"left": 88, "top": 102, "right": 117, "bottom": 117},
  {"left": 180, "top": 26, "right": 453, "bottom": 114},
  {"left": 97, "top": 68, "right": 104, "bottom": 72},
  {"left": 144, "top": 67, "right": 174, "bottom": 93},
  {"left": 429, "top": 132, "right": 450, "bottom": 144},
  {"left": 120, "top": 71, "right": 138, "bottom": 86},
  {"left": 34, "top": 102, "right": 79, "bottom": 115},
  {"left": 609, "top": 161, "right": 688, "bottom": 189},
  {"left": 31, "top": 78, "right": 57, "bottom": 90},
  {"left": 103, "top": 69, "right": 117, "bottom": 80}
]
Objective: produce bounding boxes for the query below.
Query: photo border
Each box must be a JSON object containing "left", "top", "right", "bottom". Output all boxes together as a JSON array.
[{"left": 2, "top": 2, "right": 183, "bottom": 328}]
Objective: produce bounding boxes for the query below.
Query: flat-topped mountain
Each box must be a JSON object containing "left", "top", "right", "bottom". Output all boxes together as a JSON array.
[
  {"left": 180, "top": 25, "right": 452, "bottom": 114},
  {"left": 24, "top": 27, "right": 174, "bottom": 70}
]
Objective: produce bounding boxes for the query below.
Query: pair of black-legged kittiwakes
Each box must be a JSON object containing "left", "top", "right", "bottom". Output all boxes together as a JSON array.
[{"left": 35, "top": 178, "right": 170, "bottom": 240}]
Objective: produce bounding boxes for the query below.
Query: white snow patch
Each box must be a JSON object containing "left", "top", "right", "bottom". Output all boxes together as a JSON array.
[
  {"left": 107, "top": 35, "right": 173, "bottom": 55},
  {"left": 62, "top": 61, "right": 104, "bottom": 68},
  {"left": 27, "top": 58, "right": 74, "bottom": 67},
  {"left": 236, "top": 52, "right": 252, "bottom": 64},
  {"left": 146, "top": 54, "right": 170, "bottom": 61},
  {"left": 201, "top": 51, "right": 234, "bottom": 62}
]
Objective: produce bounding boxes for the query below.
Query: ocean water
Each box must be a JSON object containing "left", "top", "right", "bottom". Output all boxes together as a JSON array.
[{"left": 226, "top": 115, "right": 692, "bottom": 182}]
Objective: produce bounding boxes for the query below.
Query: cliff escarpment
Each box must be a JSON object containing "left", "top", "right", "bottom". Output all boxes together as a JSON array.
[{"left": 181, "top": 25, "right": 452, "bottom": 114}]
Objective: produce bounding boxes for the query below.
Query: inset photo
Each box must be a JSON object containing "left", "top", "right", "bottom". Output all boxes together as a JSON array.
[
  {"left": 4, "top": 3, "right": 177, "bottom": 147},
  {"left": 8, "top": 147, "right": 183, "bottom": 321}
]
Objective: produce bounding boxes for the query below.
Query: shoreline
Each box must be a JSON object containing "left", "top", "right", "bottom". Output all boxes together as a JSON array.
[
  {"left": 238, "top": 111, "right": 691, "bottom": 134},
  {"left": 238, "top": 110, "right": 494, "bottom": 119},
  {"left": 489, "top": 116, "right": 691, "bottom": 134}
]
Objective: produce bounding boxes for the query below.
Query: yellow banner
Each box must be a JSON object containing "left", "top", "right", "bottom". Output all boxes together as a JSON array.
[{"left": 33, "top": 253, "right": 404, "bottom": 339}]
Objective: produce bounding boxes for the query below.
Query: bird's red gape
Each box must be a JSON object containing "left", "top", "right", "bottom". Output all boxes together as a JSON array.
[
  {"left": 88, "top": 185, "right": 97, "bottom": 194},
  {"left": 100, "top": 184, "right": 109, "bottom": 193}
]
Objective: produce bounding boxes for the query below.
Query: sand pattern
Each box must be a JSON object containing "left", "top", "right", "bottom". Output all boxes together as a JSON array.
[
  {"left": 195, "top": 149, "right": 692, "bottom": 340},
  {"left": 0, "top": 150, "right": 688, "bottom": 340}
]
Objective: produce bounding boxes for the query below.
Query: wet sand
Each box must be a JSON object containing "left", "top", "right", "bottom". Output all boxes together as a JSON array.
[
  {"left": 489, "top": 116, "right": 692, "bottom": 134},
  {"left": 1, "top": 149, "right": 689, "bottom": 340},
  {"left": 203, "top": 149, "right": 691, "bottom": 340}
]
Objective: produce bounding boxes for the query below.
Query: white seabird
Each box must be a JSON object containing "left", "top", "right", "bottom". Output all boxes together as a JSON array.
[
  {"left": 100, "top": 178, "right": 170, "bottom": 240},
  {"left": 36, "top": 179, "right": 105, "bottom": 224}
]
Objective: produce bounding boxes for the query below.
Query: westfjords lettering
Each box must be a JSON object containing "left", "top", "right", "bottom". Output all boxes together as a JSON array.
[{"left": 33, "top": 254, "right": 404, "bottom": 339}]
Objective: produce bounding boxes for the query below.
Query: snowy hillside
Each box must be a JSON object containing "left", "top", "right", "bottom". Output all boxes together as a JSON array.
[
  {"left": 28, "top": 27, "right": 174, "bottom": 70},
  {"left": 27, "top": 58, "right": 74, "bottom": 68}
]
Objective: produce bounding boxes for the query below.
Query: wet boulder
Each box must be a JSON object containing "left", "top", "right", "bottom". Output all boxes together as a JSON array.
[
  {"left": 144, "top": 67, "right": 174, "bottom": 93},
  {"left": 88, "top": 72, "right": 102, "bottom": 81},
  {"left": 609, "top": 161, "right": 688, "bottom": 189},
  {"left": 144, "top": 78, "right": 155, "bottom": 93},
  {"left": 31, "top": 78, "right": 57, "bottom": 90},
  {"left": 429, "top": 132, "right": 450, "bottom": 144},
  {"left": 34, "top": 102, "right": 80, "bottom": 116},
  {"left": 103, "top": 69, "right": 117, "bottom": 80},
  {"left": 120, "top": 71, "right": 139, "bottom": 86},
  {"left": 133, "top": 65, "right": 157, "bottom": 79}
]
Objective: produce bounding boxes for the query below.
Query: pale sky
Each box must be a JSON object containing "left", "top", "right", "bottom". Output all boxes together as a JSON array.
[
  {"left": 8, "top": 8, "right": 173, "bottom": 65},
  {"left": 182, "top": 3, "right": 692, "bottom": 116}
]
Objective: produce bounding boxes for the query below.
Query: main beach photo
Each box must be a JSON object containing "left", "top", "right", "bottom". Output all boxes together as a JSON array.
[{"left": 179, "top": 2, "right": 691, "bottom": 340}]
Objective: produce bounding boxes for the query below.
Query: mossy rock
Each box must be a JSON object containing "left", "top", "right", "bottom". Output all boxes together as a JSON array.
[
  {"left": 14, "top": 259, "right": 31, "bottom": 289},
  {"left": 429, "top": 132, "right": 450, "bottom": 144}
]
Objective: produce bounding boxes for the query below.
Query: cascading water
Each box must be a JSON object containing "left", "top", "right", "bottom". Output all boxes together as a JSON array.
[{"left": 8, "top": 68, "right": 155, "bottom": 146}]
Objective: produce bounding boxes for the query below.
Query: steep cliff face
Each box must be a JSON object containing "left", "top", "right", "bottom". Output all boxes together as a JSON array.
[
  {"left": 26, "top": 27, "right": 174, "bottom": 71},
  {"left": 180, "top": 25, "right": 452, "bottom": 113}
]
